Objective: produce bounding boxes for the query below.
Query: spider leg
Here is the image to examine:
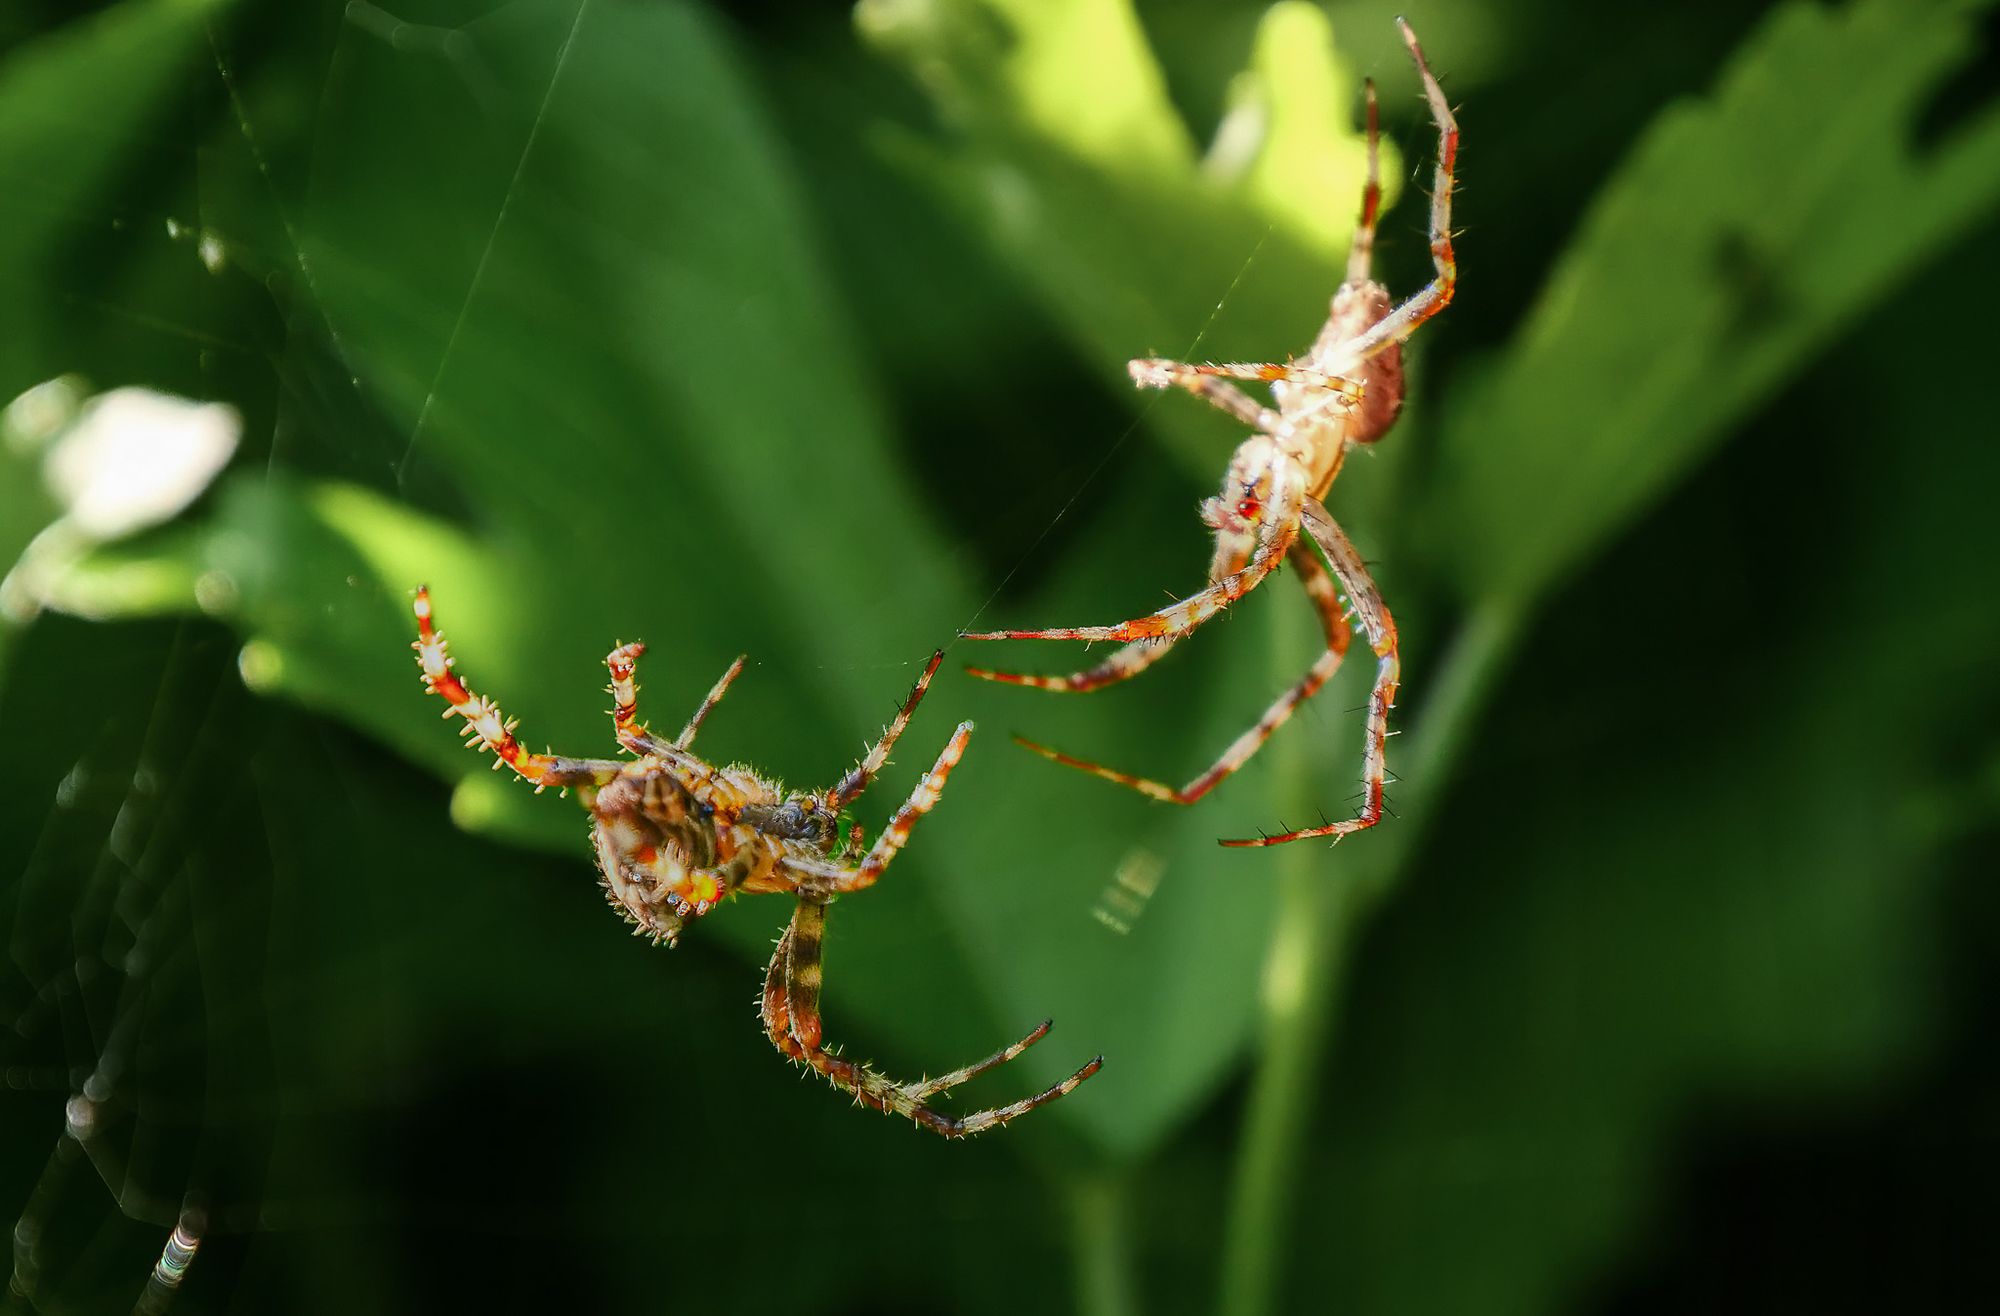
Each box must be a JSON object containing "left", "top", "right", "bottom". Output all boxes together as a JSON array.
[
  {"left": 676, "top": 655, "right": 747, "bottom": 749},
  {"left": 761, "top": 900, "right": 1101, "bottom": 1138},
  {"left": 1012, "top": 540, "right": 1353, "bottom": 805},
  {"left": 1334, "top": 18, "right": 1459, "bottom": 369},
  {"left": 966, "top": 634, "right": 1182, "bottom": 694},
  {"left": 1128, "top": 359, "right": 1364, "bottom": 408},
  {"left": 1122, "top": 363, "right": 1281, "bottom": 429},
  {"left": 1347, "top": 76, "right": 1383, "bottom": 284},
  {"left": 961, "top": 524, "right": 1295, "bottom": 645},
  {"left": 964, "top": 518, "right": 1262, "bottom": 693},
  {"left": 1225, "top": 501, "right": 1399, "bottom": 846},
  {"left": 603, "top": 645, "right": 746, "bottom": 757},
  {"left": 788, "top": 719, "right": 974, "bottom": 897},
  {"left": 826, "top": 651, "right": 945, "bottom": 810},
  {"left": 411, "top": 587, "right": 620, "bottom": 790}
]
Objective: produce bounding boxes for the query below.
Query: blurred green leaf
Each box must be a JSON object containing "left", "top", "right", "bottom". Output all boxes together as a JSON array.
[
  {"left": 0, "top": 0, "right": 232, "bottom": 671},
  {"left": 1427, "top": 0, "right": 2000, "bottom": 606},
  {"left": 16, "top": 0, "right": 1372, "bottom": 1159},
  {"left": 860, "top": 0, "right": 1390, "bottom": 476}
]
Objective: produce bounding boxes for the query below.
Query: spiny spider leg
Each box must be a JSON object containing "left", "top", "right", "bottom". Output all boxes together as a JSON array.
[
  {"left": 1333, "top": 18, "right": 1458, "bottom": 370},
  {"left": 1128, "top": 360, "right": 1365, "bottom": 403},
  {"left": 411, "top": 587, "right": 622, "bottom": 791},
  {"left": 1223, "top": 501, "right": 1399, "bottom": 847},
  {"left": 964, "top": 518, "right": 1258, "bottom": 694},
  {"left": 827, "top": 650, "right": 946, "bottom": 810},
  {"left": 962, "top": 525, "right": 1296, "bottom": 645},
  {"left": 605, "top": 644, "right": 746, "bottom": 757},
  {"left": 786, "top": 719, "right": 975, "bottom": 896},
  {"left": 1012, "top": 541, "right": 1353, "bottom": 807},
  {"left": 764, "top": 900, "right": 1102, "bottom": 1138},
  {"left": 966, "top": 633, "right": 1180, "bottom": 694},
  {"left": 1123, "top": 368, "right": 1278, "bottom": 430},
  {"left": 1126, "top": 19, "right": 1457, "bottom": 399},
  {"left": 904, "top": 1019, "right": 1056, "bottom": 1101},
  {"left": 1124, "top": 77, "right": 1387, "bottom": 401}
]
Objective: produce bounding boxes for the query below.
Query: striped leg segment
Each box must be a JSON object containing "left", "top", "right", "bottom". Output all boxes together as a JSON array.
[
  {"left": 964, "top": 519, "right": 1263, "bottom": 695},
  {"left": 966, "top": 634, "right": 1182, "bottom": 694},
  {"left": 1347, "top": 76, "right": 1383, "bottom": 284},
  {"left": 676, "top": 655, "right": 746, "bottom": 749},
  {"left": 1224, "top": 502, "right": 1399, "bottom": 846},
  {"left": 761, "top": 900, "right": 1102, "bottom": 1138},
  {"left": 1336, "top": 17, "right": 1459, "bottom": 368},
  {"left": 779, "top": 718, "right": 974, "bottom": 899},
  {"left": 605, "top": 644, "right": 745, "bottom": 757},
  {"left": 1012, "top": 541, "right": 1354, "bottom": 807},
  {"left": 1123, "top": 362, "right": 1280, "bottom": 429},
  {"left": 827, "top": 650, "right": 946, "bottom": 809},
  {"left": 410, "top": 587, "right": 619, "bottom": 790},
  {"left": 1128, "top": 359, "right": 1364, "bottom": 408},
  {"left": 961, "top": 525, "right": 1295, "bottom": 645}
]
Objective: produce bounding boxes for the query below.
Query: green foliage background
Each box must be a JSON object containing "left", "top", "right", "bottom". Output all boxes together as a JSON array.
[{"left": 2, "top": 0, "right": 1997, "bottom": 1311}]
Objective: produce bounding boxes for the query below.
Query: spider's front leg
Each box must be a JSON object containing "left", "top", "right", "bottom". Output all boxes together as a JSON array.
[
  {"left": 826, "top": 650, "right": 946, "bottom": 810},
  {"left": 604, "top": 640, "right": 746, "bottom": 757},
  {"left": 759, "top": 900, "right": 1101, "bottom": 1138},
  {"left": 784, "top": 715, "right": 974, "bottom": 898},
  {"left": 960, "top": 511, "right": 1296, "bottom": 651},
  {"left": 411, "top": 587, "right": 622, "bottom": 792}
]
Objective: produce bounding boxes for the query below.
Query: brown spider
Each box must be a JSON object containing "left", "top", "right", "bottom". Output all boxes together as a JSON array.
[
  {"left": 962, "top": 19, "right": 1456, "bottom": 847},
  {"left": 409, "top": 588, "right": 1101, "bottom": 1137}
]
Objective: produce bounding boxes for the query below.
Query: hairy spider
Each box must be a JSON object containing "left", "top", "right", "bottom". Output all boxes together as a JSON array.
[
  {"left": 963, "top": 19, "right": 1456, "bottom": 847},
  {"left": 409, "top": 588, "right": 1100, "bottom": 1137}
]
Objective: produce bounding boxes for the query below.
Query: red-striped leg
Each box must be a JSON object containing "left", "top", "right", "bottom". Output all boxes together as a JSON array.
[
  {"left": 961, "top": 521, "right": 1297, "bottom": 646},
  {"left": 1012, "top": 540, "right": 1354, "bottom": 805},
  {"left": 964, "top": 511, "right": 1262, "bottom": 694},
  {"left": 1347, "top": 76, "right": 1383, "bottom": 284},
  {"left": 787, "top": 718, "right": 974, "bottom": 896},
  {"left": 1335, "top": 18, "right": 1459, "bottom": 369},
  {"left": 1225, "top": 501, "right": 1399, "bottom": 846},
  {"left": 966, "top": 633, "right": 1181, "bottom": 694},
  {"left": 826, "top": 650, "right": 946, "bottom": 809},
  {"left": 1127, "top": 359, "right": 1364, "bottom": 409},
  {"left": 675, "top": 656, "right": 745, "bottom": 749},
  {"left": 761, "top": 900, "right": 1102, "bottom": 1138},
  {"left": 605, "top": 643, "right": 745, "bottom": 757},
  {"left": 411, "top": 587, "right": 621, "bottom": 791}
]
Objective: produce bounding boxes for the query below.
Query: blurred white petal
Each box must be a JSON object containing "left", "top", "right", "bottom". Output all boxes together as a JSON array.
[{"left": 42, "top": 387, "right": 239, "bottom": 540}]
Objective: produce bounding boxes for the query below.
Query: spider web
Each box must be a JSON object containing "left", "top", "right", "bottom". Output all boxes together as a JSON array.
[
  {"left": 0, "top": 1, "right": 1389, "bottom": 1308},
  {"left": 0, "top": 5, "right": 644, "bottom": 1309}
]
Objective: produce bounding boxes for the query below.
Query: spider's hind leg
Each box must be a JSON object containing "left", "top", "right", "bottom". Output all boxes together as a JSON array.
[
  {"left": 760, "top": 900, "right": 1101, "bottom": 1138},
  {"left": 1009, "top": 539, "right": 1353, "bottom": 807},
  {"left": 1224, "top": 502, "right": 1399, "bottom": 847}
]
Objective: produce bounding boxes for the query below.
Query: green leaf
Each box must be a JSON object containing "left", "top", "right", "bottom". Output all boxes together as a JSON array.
[
  {"left": 17, "top": 0, "right": 1349, "bottom": 1158},
  {"left": 1426, "top": 0, "right": 2000, "bottom": 606},
  {"left": 861, "top": 0, "right": 1388, "bottom": 477}
]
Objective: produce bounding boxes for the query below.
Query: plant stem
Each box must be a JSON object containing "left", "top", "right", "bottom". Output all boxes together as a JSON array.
[
  {"left": 1217, "top": 598, "right": 1524, "bottom": 1316},
  {"left": 1068, "top": 1170, "right": 1137, "bottom": 1316}
]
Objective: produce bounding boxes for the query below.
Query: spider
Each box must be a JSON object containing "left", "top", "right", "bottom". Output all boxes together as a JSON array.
[
  {"left": 408, "top": 588, "right": 1101, "bottom": 1137},
  {"left": 961, "top": 19, "right": 1456, "bottom": 848}
]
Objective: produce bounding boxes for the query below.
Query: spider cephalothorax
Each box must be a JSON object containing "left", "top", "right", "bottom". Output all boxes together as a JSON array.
[
  {"left": 964, "top": 18, "right": 1456, "bottom": 848},
  {"left": 410, "top": 589, "right": 1099, "bottom": 1136}
]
